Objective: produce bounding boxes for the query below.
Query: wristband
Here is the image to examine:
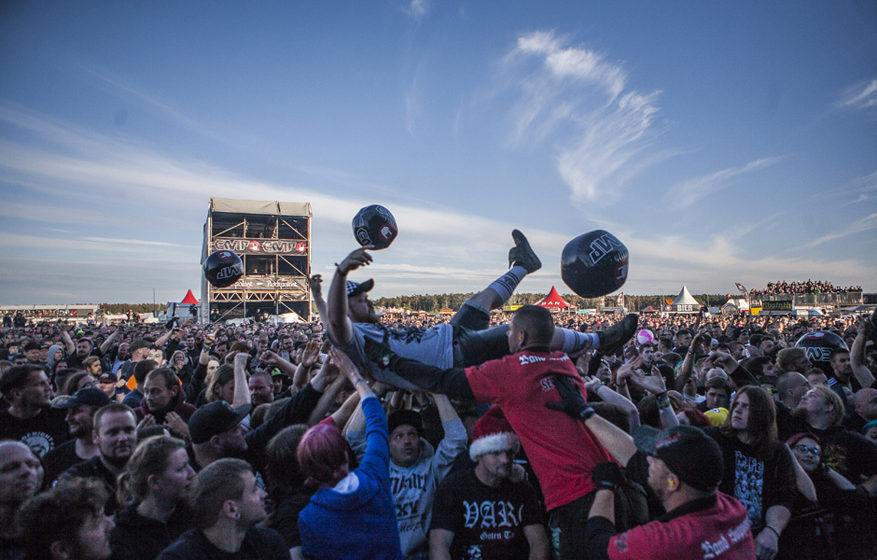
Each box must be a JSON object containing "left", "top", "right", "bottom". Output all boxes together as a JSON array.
[
  {"left": 579, "top": 406, "right": 596, "bottom": 420},
  {"left": 764, "top": 526, "right": 779, "bottom": 539},
  {"left": 354, "top": 378, "right": 368, "bottom": 388},
  {"left": 655, "top": 391, "right": 671, "bottom": 408}
]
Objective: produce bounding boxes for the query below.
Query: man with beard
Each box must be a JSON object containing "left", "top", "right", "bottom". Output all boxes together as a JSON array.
[
  {"left": 156, "top": 458, "right": 287, "bottom": 560},
  {"left": 0, "top": 364, "right": 68, "bottom": 457},
  {"left": 42, "top": 386, "right": 110, "bottom": 485},
  {"left": 247, "top": 370, "right": 274, "bottom": 407},
  {"left": 66, "top": 337, "right": 96, "bottom": 370},
  {"left": 543, "top": 378, "right": 754, "bottom": 559},
  {"left": 429, "top": 406, "right": 548, "bottom": 560},
  {"left": 187, "top": 357, "right": 335, "bottom": 473},
  {"left": 111, "top": 342, "right": 131, "bottom": 375},
  {"left": 60, "top": 403, "right": 138, "bottom": 514},
  {"left": 134, "top": 368, "right": 195, "bottom": 441},
  {"left": 16, "top": 477, "right": 115, "bottom": 560},
  {"left": 828, "top": 347, "right": 875, "bottom": 426}
]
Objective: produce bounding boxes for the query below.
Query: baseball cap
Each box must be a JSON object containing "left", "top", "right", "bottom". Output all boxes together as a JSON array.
[
  {"left": 98, "top": 372, "right": 118, "bottom": 384},
  {"left": 53, "top": 386, "right": 111, "bottom": 409},
  {"left": 703, "top": 407, "right": 729, "bottom": 427},
  {"left": 633, "top": 425, "right": 723, "bottom": 492},
  {"left": 388, "top": 409, "right": 422, "bottom": 435},
  {"left": 188, "top": 401, "right": 252, "bottom": 444},
  {"left": 346, "top": 279, "right": 374, "bottom": 297}
]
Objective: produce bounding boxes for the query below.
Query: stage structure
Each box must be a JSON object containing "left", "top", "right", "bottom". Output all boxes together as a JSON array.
[{"left": 201, "top": 198, "right": 312, "bottom": 322}]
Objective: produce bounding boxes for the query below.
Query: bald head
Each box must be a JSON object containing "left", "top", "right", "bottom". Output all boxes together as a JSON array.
[
  {"left": 777, "top": 372, "right": 810, "bottom": 408},
  {"left": 853, "top": 388, "right": 877, "bottom": 421},
  {"left": 0, "top": 440, "right": 44, "bottom": 504}
]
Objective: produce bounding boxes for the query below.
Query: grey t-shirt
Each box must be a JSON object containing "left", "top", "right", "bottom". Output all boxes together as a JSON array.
[{"left": 341, "top": 322, "right": 453, "bottom": 391}]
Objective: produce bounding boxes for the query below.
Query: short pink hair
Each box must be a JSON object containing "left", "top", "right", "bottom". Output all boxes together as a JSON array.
[{"left": 297, "top": 423, "right": 352, "bottom": 485}]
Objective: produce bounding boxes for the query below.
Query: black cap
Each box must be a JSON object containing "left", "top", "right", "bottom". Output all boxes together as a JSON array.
[
  {"left": 633, "top": 425, "right": 723, "bottom": 492},
  {"left": 388, "top": 409, "right": 422, "bottom": 435},
  {"left": 98, "top": 372, "right": 118, "bottom": 383},
  {"left": 188, "top": 401, "right": 252, "bottom": 444},
  {"left": 23, "top": 341, "right": 41, "bottom": 352},
  {"left": 346, "top": 279, "right": 374, "bottom": 297},
  {"left": 53, "top": 387, "right": 111, "bottom": 409}
]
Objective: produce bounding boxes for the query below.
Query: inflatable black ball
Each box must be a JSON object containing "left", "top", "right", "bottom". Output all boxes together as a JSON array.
[
  {"left": 204, "top": 250, "right": 244, "bottom": 288},
  {"left": 352, "top": 204, "right": 398, "bottom": 250},
  {"left": 795, "top": 331, "right": 848, "bottom": 374},
  {"left": 561, "top": 230, "right": 629, "bottom": 298}
]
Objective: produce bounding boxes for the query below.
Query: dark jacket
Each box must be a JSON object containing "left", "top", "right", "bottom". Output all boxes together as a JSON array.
[{"left": 110, "top": 503, "right": 193, "bottom": 560}]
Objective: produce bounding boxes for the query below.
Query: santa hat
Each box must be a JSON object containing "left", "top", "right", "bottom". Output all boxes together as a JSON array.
[{"left": 469, "top": 406, "right": 525, "bottom": 482}]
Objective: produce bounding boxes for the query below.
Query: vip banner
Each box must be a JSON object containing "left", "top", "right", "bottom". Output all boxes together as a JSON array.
[{"left": 213, "top": 239, "right": 308, "bottom": 254}]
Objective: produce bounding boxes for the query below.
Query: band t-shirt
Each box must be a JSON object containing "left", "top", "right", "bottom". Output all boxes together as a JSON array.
[
  {"left": 0, "top": 407, "right": 68, "bottom": 457},
  {"left": 431, "top": 467, "right": 544, "bottom": 560},
  {"left": 465, "top": 350, "right": 616, "bottom": 511},
  {"left": 345, "top": 323, "right": 453, "bottom": 391}
]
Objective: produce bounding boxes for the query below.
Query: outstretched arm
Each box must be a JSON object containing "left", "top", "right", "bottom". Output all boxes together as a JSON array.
[
  {"left": 546, "top": 375, "right": 637, "bottom": 465},
  {"left": 851, "top": 320, "right": 876, "bottom": 388},
  {"left": 328, "top": 248, "right": 372, "bottom": 345},
  {"left": 309, "top": 274, "right": 329, "bottom": 326}
]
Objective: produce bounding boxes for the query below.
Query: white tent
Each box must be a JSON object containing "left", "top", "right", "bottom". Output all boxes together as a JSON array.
[{"left": 670, "top": 286, "right": 701, "bottom": 314}]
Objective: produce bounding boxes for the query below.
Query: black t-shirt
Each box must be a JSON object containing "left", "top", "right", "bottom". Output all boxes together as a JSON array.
[
  {"left": 41, "top": 439, "right": 87, "bottom": 486},
  {"left": 430, "top": 467, "right": 544, "bottom": 560},
  {"left": 268, "top": 490, "right": 314, "bottom": 549},
  {"left": 0, "top": 407, "right": 69, "bottom": 458},
  {"left": 776, "top": 406, "right": 877, "bottom": 482},
  {"left": 809, "top": 425, "right": 876, "bottom": 483},
  {"left": 60, "top": 455, "right": 120, "bottom": 514},
  {"left": 704, "top": 427, "right": 797, "bottom": 531},
  {"left": 110, "top": 503, "right": 193, "bottom": 560},
  {"left": 156, "top": 527, "right": 288, "bottom": 560}
]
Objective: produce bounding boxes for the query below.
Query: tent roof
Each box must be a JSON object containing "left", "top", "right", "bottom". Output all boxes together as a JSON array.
[
  {"left": 180, "top": 290, "right": 199, "bottom": 305},
  {"left": 210, "top": 198, "right": 312, "bottom": 216},
  {"left": 671, "top": 285, "right": 701, "bottom": 306},
  {"left": 537, "top": 286, "right": 571, "bottom": 309}
]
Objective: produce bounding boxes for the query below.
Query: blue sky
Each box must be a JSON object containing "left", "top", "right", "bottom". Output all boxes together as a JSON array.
[{"left": 1, "top": 1, "right": 875, "bottom": 304}]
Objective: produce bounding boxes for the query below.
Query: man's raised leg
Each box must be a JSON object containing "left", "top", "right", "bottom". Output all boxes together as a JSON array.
[{"left": 465, "top": 229, "right": 542, "bottom": 312}]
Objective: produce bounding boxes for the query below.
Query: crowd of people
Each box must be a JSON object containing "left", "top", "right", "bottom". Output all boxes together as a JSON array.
[
  {"left": 1, "top": 234, "right": 875, "bottom": 560},
  {"left": 749, "top": 280, "right": 863, "bottom": 296}
]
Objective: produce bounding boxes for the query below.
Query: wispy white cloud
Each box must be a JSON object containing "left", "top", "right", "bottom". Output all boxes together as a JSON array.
[
  {"left": 82, "top": 237, "right": 187, "bottom": 247},
  {"left": 800, "top": 213, "right": 877, "bottom": 249},
  {"left": 405, "top": 0, "right": 430, "bottom": 21},
  {"left": 1, "top": 105, "right": 873, "bottom": 302},
  {"left": 0, "top": 201, "right": 126, "bottom": 226},
  {"left": 665, "top": 156, "right": 784, "bottom": 208},
  {"left": 502, "top": 30, "right": 663, "bottom": 205},
  {"left": 837, "top": 78, "right": 877, "bottom": 110},
  {"left": 72, "top": 62, "right": 219, "bottom": 138}
]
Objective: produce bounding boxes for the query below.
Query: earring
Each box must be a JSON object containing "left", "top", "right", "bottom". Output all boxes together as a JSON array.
[
  {"left": 668, "top": 479, "right": 675, "bottom": 486},
  {"left": 234, "top": 513, "right": 240, "bottom": 519}
]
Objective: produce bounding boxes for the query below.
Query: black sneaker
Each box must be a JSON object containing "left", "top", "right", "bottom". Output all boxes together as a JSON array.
[
  {"left": 508, "top": 229, "right": 541, "bottom": 273},
  {"left": 599, "top": 314, "right": 638, "bottom": 355}
]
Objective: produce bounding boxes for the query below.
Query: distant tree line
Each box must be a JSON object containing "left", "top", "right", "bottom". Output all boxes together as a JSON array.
[
  {"left": 96, "top": 293, "right": 729, "bottom": 317},
  {"left": 372, "top": 293, "right": 728, "bottom": 314},
  {"left": 97, "top": 303, "right": 158, "bottom": 315}
]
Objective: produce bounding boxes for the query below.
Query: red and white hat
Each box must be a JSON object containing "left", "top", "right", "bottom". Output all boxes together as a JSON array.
[{"left": 469, "top": 406, "right": 521, "bottom": 461}]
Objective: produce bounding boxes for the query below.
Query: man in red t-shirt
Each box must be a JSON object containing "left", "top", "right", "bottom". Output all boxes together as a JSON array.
[
  {"left": 581, "top": 422, "right": 755, "bottom": 560},
  {"left": 364, "top": 304, "right": 636, "bottom": 559},
  {"left": 545, "top": 376, "right": 755, "bottom": 560}
]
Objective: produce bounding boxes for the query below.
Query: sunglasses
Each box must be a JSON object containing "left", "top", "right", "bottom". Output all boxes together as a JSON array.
[{"left": 793, "top": 444, "right": 820, "bottom": 457}]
